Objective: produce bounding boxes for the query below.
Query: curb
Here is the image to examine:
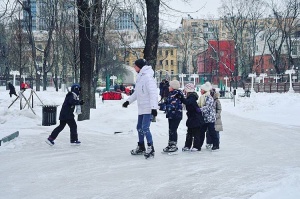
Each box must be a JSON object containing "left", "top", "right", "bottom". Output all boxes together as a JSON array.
[{"left": 0, "top": 131, "right": 19, "bottom": 146}]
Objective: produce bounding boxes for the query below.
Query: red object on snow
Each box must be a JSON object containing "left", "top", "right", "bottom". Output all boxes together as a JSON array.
[{"left": 102, "top": 92, "right": 122, "bottom": 100}]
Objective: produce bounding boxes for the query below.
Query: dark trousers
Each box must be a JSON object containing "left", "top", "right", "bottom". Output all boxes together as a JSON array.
[
  {"left": 184, "top": 126, "right": 205, "bottom": 150},
  {"left": 50, "top": 118, "right": 78, "bottom": 142},
  {"left": 168, "top": 118, "right": 181, "bottom": 143},
  {"left": 201, "top": 123, "right": 219, "bottom": 147},
  {"left": 9, "top": 93, "right": 17, "bottom": 97},
  {"left": 206, "top": 131, "right": 220, "bottom": 144}
]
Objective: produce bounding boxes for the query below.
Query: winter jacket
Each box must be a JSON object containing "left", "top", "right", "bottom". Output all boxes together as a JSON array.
[
  {"left": 181, "top": 92, "right": 205, "bottom": 128},
  {"left": 198, "top": 93, "right": 216, "bottom": 123},
  {"left": 213, "top": 92, "right": 223, "bottom": 131},
  {"left": 127, "top": 65, "right": 158, "bottom": 115},
  {"left": 165, "top": 89, "right": 183, "bottom": 120},
  {"left": 8, "top": 83, "right": 16, "bottom": 94},
  {"left": 59, "top": 92, "right": 81, "bottom": 120}
]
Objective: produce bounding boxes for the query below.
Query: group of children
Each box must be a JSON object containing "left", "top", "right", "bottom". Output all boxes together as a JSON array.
[
  {"left": 45, "top": 58, "right": 222, "bottom": 159},
  {"left": 163, "top": 80, "right": 223, "bottom": 153}
]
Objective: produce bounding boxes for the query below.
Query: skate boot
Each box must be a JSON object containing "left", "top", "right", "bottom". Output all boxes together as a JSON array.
[
  {"left": 206, "top": 144, "right": 213, "bottom": 149},
  {"left": 71, "top": 140, "right": 81, "bottom": 146},
  {"left": 182, "top": 146, "right": 190, "bottom": 152},
  {"left": 190, "top": 147, "right": 201, "bottom": 152},
  {"left": 131, "top": 142, "right": 146, "bottom": 155},
  {"left": 211, "top": 145, "right": 219, "bottom": 151},
  {"left": 163, "top": 142, "right": 178, "bottom": 153},
  {"left": 45, "top": 137, "right": 55, "bottom": 146},
  {"left": 144, "top": 144, "right": 155, "bottom": 159}
]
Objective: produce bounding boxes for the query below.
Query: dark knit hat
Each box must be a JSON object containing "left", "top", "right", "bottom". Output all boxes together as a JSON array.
[{"left": 135, "top": 59, "right": 147, "bottom": 69}]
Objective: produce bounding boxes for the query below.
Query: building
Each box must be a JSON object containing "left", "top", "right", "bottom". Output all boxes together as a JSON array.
[{"left": 118, "top": 40, "right": 178, "bottom": 81}]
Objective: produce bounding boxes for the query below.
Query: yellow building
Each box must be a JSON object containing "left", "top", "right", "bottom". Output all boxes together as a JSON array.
[{"left": 118, "top": 40, "right": 178, "bottom": 79}]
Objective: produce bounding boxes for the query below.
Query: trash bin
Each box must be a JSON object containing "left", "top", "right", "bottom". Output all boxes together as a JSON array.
[
  {"left": 245, "top": 90, "right": 251, "bottom": 97},
  {"left": 219, "top": 90, "right": 225, "bottom": 97},
  {"left": 42, "top": 105, "right": 58, "bottom": 126}
]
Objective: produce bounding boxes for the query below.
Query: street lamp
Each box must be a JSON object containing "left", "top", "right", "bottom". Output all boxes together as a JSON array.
[
  {"left": 224, "top": 76, "right": 229, "bottom": 91},
  {"left": 179, "top": 73, "right": 186, "bottom": 89},
  {"left": 248, "top": 73, "right": 256, "bottom": 92},
  {"left": 285, "top": 69, "right": 295, "bottom": 93},
  {"left": 190, "top": 74, "right": 199, "bottom": 85},
  {"left": 259, "top": 73, "right": 267, "bottom": 84}
]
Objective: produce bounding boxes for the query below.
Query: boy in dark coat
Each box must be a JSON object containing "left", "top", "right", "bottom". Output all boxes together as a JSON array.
[
  {"left": 46, "top": 83, "right": 84, "bottom": 146},
  {"left": 8, "top": 82, "right": 17, "bottom": 97},
  {"left": 177, "top": 83, "right": 205, "bottom": 151}
]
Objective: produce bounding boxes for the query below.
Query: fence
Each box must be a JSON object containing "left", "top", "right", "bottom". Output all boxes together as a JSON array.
[{"left": 245, "top": 83, "right": 300, "bottom": 93}]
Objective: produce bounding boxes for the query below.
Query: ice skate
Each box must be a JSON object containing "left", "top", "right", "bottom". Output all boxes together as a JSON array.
[
  {"left": 45, "top": 138, "right": 55, "bottom": 146},
  {"left": 70, "top": 140, "right": 81, "bottom": 146},
  {"left": 144, "top": 145, "right": 155, "bottom": 159},
  {"left": 130, "top": 142, "right": 146, "bottom": 155}
]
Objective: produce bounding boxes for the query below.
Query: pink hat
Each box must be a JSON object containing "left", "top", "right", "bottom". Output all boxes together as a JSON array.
[{"left": 184, "top": 83, "right": 195, "bottom": 92}]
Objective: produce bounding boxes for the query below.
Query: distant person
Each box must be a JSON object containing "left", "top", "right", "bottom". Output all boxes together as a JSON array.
[
  {"left": 159, "top": 79, "right": 169, "bottom": 102},
  {"left": 122, "top": 58, "right": 158, "bottom": 159},
  {"left": 8, "top": 82, "right": 17, "bottom": 97},
  {"left": 119, "top": 83, "right": 125, "bottom": 92},
  {"left": 46, "top": 83, "right": 84, "bottom": 146},
  {"left": 206, "top": 88, "right": 223, "bottom": 149},
  {"left": 20, "top": 81, "right": 29, "bottom": 91},
  {"left": 162, "top": 80, "right": 183, "bottom": 153}
]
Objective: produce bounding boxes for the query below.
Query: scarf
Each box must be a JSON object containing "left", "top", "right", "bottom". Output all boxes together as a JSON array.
[
  {"left": 72, "top": 92, "right": 82, "bottom": 115},
  {"left": 198, "top": 91, "right": 211, "bottom": 108}
]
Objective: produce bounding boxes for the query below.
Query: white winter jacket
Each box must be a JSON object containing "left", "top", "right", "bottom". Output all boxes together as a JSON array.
[{"left": 127, "top": 65, "right": 158, "bottom": 115}]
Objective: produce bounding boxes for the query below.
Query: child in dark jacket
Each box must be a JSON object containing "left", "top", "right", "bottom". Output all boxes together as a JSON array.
[
  {"left": 46, "top": 83, "right": 84, "bottom": 146},
  {"left": 163, "top": 80, "right": 183, "bottom": 153},
  {"left": 178, "top": 83, "right": 205, "bottom": 152}
]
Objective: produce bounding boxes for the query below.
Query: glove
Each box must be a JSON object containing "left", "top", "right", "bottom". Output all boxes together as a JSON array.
[
  {"left": 79, "top": 100, "right": 85, "bottom": 105},
  {"left": 151, "top": 109, "right": 157, "bottom": 117},
  {"left": 175, "top": 92, "right": 184, "bottom": 99},
  {"left": 122, "top": 101, "right": 129, "bottom": 108}
]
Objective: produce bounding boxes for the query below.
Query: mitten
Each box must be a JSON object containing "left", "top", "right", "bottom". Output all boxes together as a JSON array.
[
  {"left": 122, "top": 101, "right": 129, "bottom": 108},
  {"left": 79, "top": 100, "right": 85, "bottom": 105},
  {"left": 151, "top": 109, "right": 157, "bottom": 117}
]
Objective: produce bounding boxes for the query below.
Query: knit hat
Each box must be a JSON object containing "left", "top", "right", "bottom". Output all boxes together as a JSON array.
[
  {"left": 134, "top": 59, "right": 147, "bottom": 69},
  {"left": 169, "top": 80, "right": 180, "bottom": 90},
  {"left": 200, "top": 81, "right": 212, "bottom": 92},
  {"left": 184, "top": 83, "right": 195, "bottom": 92}
]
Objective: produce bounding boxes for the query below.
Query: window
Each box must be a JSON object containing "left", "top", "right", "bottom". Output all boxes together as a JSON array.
[
  {"left": 171, "top": 50, "right": 173, "bottom": 56},
  {"left": 171, "top": 60, "right": 174, "bottom": 65},
  {"left": 159, "top": 50, "right": 162, "bottom": 56},
  {"left": 159, "top": 60, "right": 163, "bottom": 65},
  {"left": 165, "top": 50, "right": 169, "bottom": 56},
  {"left": 166, "top": 60, "right": 169, "bottom": 65}
]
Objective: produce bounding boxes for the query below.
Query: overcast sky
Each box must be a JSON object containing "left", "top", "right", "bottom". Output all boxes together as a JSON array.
[{"left": 161, "top": 0, "right": 223, "bottom": 29}]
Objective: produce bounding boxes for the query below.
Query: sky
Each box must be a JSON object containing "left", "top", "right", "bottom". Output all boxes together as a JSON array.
[
  {"left": 161, "top": 0, "right": 223, "bottom": 29},
  {"left": 1, "top": 85, "right": 300, "bottom": 199}
]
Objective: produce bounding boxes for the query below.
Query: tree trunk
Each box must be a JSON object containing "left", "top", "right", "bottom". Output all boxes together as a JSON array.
[
  {"left": 144, "top": 0, "right": 160, "bottom": 72},
  {"left": 77, "top": 0, "right": 92, "bottom": 121}
]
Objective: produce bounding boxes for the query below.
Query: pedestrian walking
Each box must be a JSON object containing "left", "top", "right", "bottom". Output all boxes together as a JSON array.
[
  {"left": 46, "top": 83, "right": 84, "bottom": 146},
  {"left": 8, "top": 82, "right": 17, "bottom": 97},
  {"left": 122, "top": 59, "right": 158, "bottom": 159}
]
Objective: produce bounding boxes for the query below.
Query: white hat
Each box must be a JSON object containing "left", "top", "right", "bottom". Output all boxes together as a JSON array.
[
  {"left": 184, "top": 83, "right": 195, "bottom": 92},
  {"left": 200, "top": 82, "right": 212, "bottom": 92},
  {"left": 169, "top": 80, "right": 180, "bottom": 90}
]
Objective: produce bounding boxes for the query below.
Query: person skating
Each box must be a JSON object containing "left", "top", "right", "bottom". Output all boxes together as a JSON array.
[
  {"left": 176, "top": 83, "right": 205, "bottom": 152},
  {"left": 46, "top": 83, "right": 84, "bottom": 146},
  {"left": 198, "top": 82, "right": 219, "bottom": 151},
  {"left": 163, "top": 80, "right": 183, "bottom": 153},
  {"left": 122, "top": 59, "right": 158, "bottom": 159},
  {"left": 8, "top": 82, "right": 17, "bottom": 97}
]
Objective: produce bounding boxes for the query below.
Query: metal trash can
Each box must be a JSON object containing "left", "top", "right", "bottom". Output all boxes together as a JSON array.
[
  {"left": 245, "top": 90, "right": 251, "bottom": 97},
  {"left": 42, "top": 105, "right": 58, "bottom": 126}
]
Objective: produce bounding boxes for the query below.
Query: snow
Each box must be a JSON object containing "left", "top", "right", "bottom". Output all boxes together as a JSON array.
[{"left": 1, "top": 86, "right": 300, "bottom": 199}]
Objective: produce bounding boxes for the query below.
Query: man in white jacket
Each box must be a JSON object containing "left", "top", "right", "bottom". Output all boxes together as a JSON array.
[{"left": 122, "top": 59, "right": 158, "bottom": 159}]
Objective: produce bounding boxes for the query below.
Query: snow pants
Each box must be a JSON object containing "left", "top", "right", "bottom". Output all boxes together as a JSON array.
[{"left": 50, "top": 118, "right": 78, "bottom": 142}]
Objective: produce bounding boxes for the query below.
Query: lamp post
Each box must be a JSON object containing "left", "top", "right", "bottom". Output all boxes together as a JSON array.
[
  {"left": 179, "top": 73, "right": 186, "bottom": 89},
  {"left": 21, "top": 74, "right": 27, "bottom": 83},
  {"left": 274, "top": 74, "right": 280, "bottom": 83},
  {"left": 248, "top": 73, "right": 256, "bottom": 92},
  {"left": 224, "top": 76, "right": 229, "bottom": 91},
  {"left": 285, "top": 69, "right": 295, "bottom": 93},
  {"left": 10, "top": 70, "right": 19, "bottom": 86},
  {"left": 259, "top": 73, "right": 267, "bottom": 84},
  {"left": 110, "top": 75, "right": 117, "bottom": 87},
  {"left": 190, "top": 74, "right": 199, "bottom": 85}
]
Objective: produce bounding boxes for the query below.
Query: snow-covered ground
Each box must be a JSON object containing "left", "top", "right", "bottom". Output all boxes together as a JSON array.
[{"left": 1, "top": 86, "right": 300, "bottom": 199}]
